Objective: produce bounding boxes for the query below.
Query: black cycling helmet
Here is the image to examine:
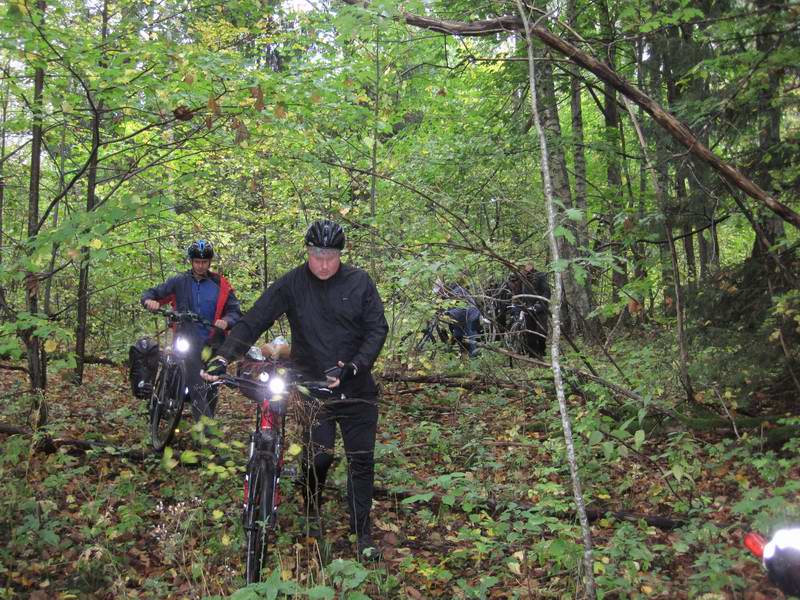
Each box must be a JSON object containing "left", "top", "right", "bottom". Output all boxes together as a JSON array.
[
  {"left": 187, "top": 239, "right": 214, "bottom": 260},
  {"left": 305, "top": 220, "right": 345, "bottom": 250}
]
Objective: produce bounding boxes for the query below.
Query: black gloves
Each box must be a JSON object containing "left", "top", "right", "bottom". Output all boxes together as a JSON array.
[
  {"left": 339, "top": 362, "right": 358, "bottom": 383},
  {"left": 326, "top": 362, "right": 358, "bottom": 384},
  {"left": 205, "top": 355, "right": 228, "bottom": 377}
]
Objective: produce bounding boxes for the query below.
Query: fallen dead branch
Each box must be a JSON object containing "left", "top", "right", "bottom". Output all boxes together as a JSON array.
[
  {"left": 372, "top": 484, "right": 686, "bottom": 531},
  {"left": 0, "top": 421, "right": 154, "bottom": 461},
  {"left": 380, "top": 372, "right": 538, "bottom": 389}
]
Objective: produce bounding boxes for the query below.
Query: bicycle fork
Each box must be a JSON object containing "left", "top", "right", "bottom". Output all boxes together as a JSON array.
[{"left": 243, "top": 401, "right": 283, "bottom": 517}]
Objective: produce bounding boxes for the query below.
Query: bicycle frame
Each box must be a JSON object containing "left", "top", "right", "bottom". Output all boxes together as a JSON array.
[
  {"left": 214, "top": 360, "right": 333, "bottom": 583},
  {"left": 243, "top": 381, "right": 287, "bottom": 520},
  {"left": 147, "top": 308, "right": 216, "bottom": 451}
]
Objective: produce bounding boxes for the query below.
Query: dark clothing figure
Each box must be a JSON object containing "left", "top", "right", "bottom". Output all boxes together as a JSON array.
[
  {"left": 217, "top": 261, "right": 389, "bottom": 539},
  {"left": 219, "top": 263, "right": 388, "bottom": 398},
  {"left": 436, "top": 283, "right": 482, "bottom": 358},
  {"left": 301, "top": 396, "right": 379, "bottom": 537},
  {"left": 141, "top": 270, "right": 242, "bottom": 418},
  {"left": 444, "top": 307, "right": 481, "bottom": 357},
  {"left": 495, "top": 269, "right": 551, "bottom": 357}
]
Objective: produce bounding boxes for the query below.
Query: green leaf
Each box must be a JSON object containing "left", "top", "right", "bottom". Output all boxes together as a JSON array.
[
  {"left": 161, "top": 447, "right": 178, "bottom": 471},
  {"left": 39, "top": 528, "right": 60, "bottom": 546},
  {"left": 553, "top": 225, "right": 576, "bottom": 244},
  {"left": 180, "top": 450, "right": 199, "bottom": 464},
  {"left": 306, "top": 586, "right": 336, "bottom": 600},
  {"left": 633, "top": 429, "right": 645, "bottom": 450},
  {"left": 401, "top": 492, "right": 434, "bottom": 505}
]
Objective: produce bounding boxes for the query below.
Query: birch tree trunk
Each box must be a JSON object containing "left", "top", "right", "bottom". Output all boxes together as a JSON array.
[{"left": 515, "top": 3, "right": 596, "bottom": 597}]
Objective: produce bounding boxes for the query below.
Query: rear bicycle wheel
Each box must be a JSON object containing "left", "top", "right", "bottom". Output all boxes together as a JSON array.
[
  {"left": 244, "top": 458, "right": 276, "bottom": 583},
  {"left": 150, "top": 360, "right": 185, "bottom": 451}
]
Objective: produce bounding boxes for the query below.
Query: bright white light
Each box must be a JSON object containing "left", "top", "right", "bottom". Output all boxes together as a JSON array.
[
  {"left": 258, "top": 371, "right": 270, "bottom": 383},
  {"left": 764, "top": 528, "right": 800, "bottom": 560},
  {"left": 175, "top": 337, "right": 191, "bottom": 353},
  {"left": 268, "top": 377, "right": 287, "bottom": 395}
]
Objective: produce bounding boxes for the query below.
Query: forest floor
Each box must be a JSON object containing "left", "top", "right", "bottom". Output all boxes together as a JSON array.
[{"left": 1, "top": 339, "right": 798, "bottom": 599}]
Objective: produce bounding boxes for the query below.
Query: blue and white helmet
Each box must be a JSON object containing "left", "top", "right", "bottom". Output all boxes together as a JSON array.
[{"left": 187, "top": 240, "right": 214, "bottom": 260}]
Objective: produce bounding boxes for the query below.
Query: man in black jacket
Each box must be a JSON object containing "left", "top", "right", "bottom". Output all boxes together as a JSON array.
[
  {"left": 205, "top": 220, "right": 389, "bottom": 560},
  {"left": 141, "top": 240, "right": 242, "bottom": 419}
]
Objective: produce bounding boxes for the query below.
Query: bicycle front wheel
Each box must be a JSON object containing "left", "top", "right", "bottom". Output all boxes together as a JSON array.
[
  {"left": 150, "top": 360, "right": 185, "bottom": 452},
  {"left": 243, "top": 458, "right": 275, "bottom": 584}
]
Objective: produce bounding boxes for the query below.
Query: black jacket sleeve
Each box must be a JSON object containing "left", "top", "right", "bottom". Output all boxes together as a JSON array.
[
  {"left": 351, "top": 275, "right": 389, "bottom": 373},
  {"left": 217, "top": 277, "right": 289, "bottom": 361}
]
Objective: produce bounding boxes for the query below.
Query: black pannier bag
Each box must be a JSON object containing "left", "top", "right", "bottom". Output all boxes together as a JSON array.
[{"left": 129, "top": 337, "right": 159, "bottom": 398}]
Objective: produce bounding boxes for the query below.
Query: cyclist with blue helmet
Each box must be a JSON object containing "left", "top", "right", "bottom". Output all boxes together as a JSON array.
[{"left": 141, "top": 239, "right": 242, "bottom": 419}]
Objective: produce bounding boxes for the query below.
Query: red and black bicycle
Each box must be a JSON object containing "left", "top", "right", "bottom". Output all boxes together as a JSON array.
[{"left": 212, "top": 354, "right": 331, "bottom": 583}]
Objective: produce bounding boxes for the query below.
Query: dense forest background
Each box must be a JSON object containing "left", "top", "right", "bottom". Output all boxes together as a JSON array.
[{"left": 1, "top": 0, "right": 798, "bottom": 598}]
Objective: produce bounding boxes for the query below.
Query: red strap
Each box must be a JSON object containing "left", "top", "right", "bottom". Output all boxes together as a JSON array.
[{"left": 213, "top": 274, "right": 232, "bottom": 331}]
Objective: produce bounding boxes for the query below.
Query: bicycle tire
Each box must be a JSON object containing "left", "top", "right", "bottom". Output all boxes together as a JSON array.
[
  {"left": 150, "top": 360, "right": 185, "bottom": 452},
  {"left": 244, "top": 458, "right": 275, "bottom": 584}
]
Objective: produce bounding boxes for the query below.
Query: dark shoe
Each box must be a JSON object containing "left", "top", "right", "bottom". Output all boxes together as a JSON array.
[{"left": 356, "top": 533, "right": 381, "bottom": 562}]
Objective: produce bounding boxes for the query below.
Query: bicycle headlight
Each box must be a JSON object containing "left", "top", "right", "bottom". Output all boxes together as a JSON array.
[
  {"left": 175, "top": 337, "right": 191, "bottom": 353},
  {"left": 268, "top": 377, "right": 286, "bottom": 395},
  {"left": 258, "top": 371, "right": 270, "bottom": 383}
]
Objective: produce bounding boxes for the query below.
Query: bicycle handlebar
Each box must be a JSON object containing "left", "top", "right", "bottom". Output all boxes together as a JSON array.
[
  {"left": 210, "top": 372, "right": 333, "bottom": 398},
  {"left": 151, "top": 307, "right": 219, "bottom": 329}
]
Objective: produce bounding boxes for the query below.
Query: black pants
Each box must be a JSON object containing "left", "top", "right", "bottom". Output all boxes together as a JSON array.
[
  {"left": 445, "top": 307, "right": 481, "bottom": 355},
  {"left": 302, "top": 396, "right": 379, "bottom": 537},
  {"left": 182, "top": 342, "right": 218, "bottom": 421}
]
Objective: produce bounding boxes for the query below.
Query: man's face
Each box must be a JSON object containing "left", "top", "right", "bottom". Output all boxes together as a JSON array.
[
  {"left": 307, "top": 247, "right": 341, "bottom": 280},
  {"left": 191, "top": 258, "right": 211, "bottom": 277}
]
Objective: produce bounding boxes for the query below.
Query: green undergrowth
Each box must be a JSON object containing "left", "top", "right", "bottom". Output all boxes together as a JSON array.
[{"left": 1, "top": 320, "right": 799, "bottom": 599}]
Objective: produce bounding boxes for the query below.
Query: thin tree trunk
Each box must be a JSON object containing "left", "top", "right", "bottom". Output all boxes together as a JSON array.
[
  {"left": 624, "top": 97, "right": 694, "bottom": 402},
  {"left": 598, "top": 0, "right": 628, "bottom": 304},
  {"left": 565, "top": 0, "right": 598, "bottom": 334},
  {"left": 25, "top": 0, "right": 47, "bottom": 392},
  {"left": 516, "top": 4, "right": 596, "bottom": 597},
  {"left": 370, "top": 25, "right": 379, "bottom": 220},
  {"left": 74, "top": 0, "right": 107, "bottom": 384},
  {"left": 677, "top": 172, "right": 696, "bottom": 293},
  {"left": 681, "top": 223, "right": 696, "bottom": 293},
  {"left": 534, "top": 46, "right": 598, "bottom": 341},
  {"left": 262, "top": 227, "right": 269, "bottom": 289},
  {"left": 44, "top": 123, "right": 67, "bottom": 315},
  {"left": 698, "top": 230, "right": 709, "bottom": 280},
  {"left": 567, "top": 0, "right": 588, "bottom": 253},
  {"left": 750, "top": 0, "right": 785, "bottom": 257},
  {"left": 0, "top": 70, "right": 7, "bottom": 267}
]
